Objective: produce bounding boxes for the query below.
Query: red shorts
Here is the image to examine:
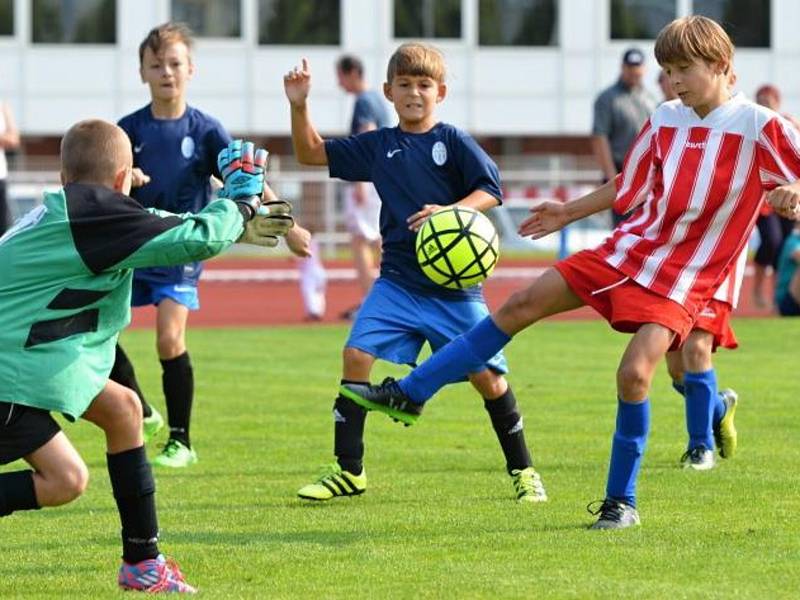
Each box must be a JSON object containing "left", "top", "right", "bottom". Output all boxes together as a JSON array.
[
  {"left": 691, "top": 298, "right": 738, "bottom": 351},
  {"left": 555, "top": 249, "right": 695, "bottom": 348}
]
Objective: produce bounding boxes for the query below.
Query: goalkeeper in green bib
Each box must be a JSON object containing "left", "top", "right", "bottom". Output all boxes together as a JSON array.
[{"left": 0, "top": 120, "right": 292, "bottom": 593}]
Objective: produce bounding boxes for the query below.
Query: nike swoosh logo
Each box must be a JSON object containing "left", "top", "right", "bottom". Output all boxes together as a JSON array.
[
  {"left": 134, "top": 144, "right": 145, "bottom": 153},
  {"left": 386, "top": 149, "right": 402, "bottom": 158}
]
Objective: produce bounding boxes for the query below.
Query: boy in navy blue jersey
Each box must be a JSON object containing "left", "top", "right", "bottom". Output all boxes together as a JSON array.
[
  {"left": 284, "top": 43, "right": 547, "bottom": 503},
  {"left": 112, "top": 22, "right": 310, "bottom": 468}
]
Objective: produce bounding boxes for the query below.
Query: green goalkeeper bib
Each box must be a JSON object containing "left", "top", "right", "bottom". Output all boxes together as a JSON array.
[{"left": 0, "top": 183, "right": 244, "bottom": 419}]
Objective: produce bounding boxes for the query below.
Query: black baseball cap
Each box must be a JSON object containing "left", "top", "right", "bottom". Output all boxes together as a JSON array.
[{"left": 622, "top": 48, "right": 645, "bottom": 66}]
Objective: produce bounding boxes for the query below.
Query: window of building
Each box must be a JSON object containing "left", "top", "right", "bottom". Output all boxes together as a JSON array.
[
  {"left": 478, "top": 0, "right": 558, "bottom": 46},
  {"left": 610, "top": 0, "right": 676, "bottom": 40},
  {"left": 172, "top": 0, "right": 241, "bottom": 38},
  {"left": 0, "top": 0, "right": 13, "bottom": 36},
  {"left": 32, "top": 0, "right": 115, "bottom": 44},
  {"left": 394, "top": 0, "right": 461, "bottom": 39},
  {"left": 258, "top": 0, "right": 340, "bottom": 45},
  {"left": 692, "top": 0, "right": 770, "bottom": 47}
]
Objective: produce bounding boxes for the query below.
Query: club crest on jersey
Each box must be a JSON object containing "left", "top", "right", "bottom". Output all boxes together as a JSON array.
[
  {"left": 181, "top": 136, "right": 195, "bottom": 159},
  {"left": 432, "top": 141, "right": 447, "bottom": 166}
]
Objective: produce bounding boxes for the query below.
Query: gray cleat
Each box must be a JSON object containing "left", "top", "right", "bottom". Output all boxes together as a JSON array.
[{"left": 588, "top": 498, "right": 641, "bottom": 530}]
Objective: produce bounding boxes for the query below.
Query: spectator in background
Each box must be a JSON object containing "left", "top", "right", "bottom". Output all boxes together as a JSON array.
[
  {"left": 0, "top": 100, "right": 20, "bottom": 234},
  {"left": 592, "top": 48, "right": 657, "bottom": 226},
  {"left": 775, "top": 220, "right": 800, "bottom": 316},
  {"left": 752, "top": 84, "right": 799, "bottom": 308},
  {"left": 297, "top": 231, "right": 327, "bottom": 321},
  {"left": 335, "top": 54, "right": 391, "bottom": 320},
  {"left": 658, "top": 69, "right": 678, "bottom": 101}
]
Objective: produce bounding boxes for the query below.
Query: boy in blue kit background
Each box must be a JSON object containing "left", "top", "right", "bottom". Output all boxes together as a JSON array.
[
  {"left": 283, "top": 43, "right": 547, "bottom": 504},
  {"left": 112, "top": 23, "right": 311, "bottom": 468},
  {"left": 775, "top": 221, "right": 800, "bottom": 316},
  {"left": 110, "top": 22, "right": 231, "bottom": 468}
]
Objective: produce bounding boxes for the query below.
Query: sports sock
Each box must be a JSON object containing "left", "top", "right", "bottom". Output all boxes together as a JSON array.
[
  {"left": 107, "top": 446, "right": 160, "bottom": 564},
  {"left": 713, "top": 391, "right": 726, "bottom": 425},
  {"left": 334, "top": 381, "right": 368, "bottom": 475},
  {"left": 161, "top": 352, "right": 193, "bottom": 447},
  {"left": 400, "top": 316, "right": 511, "bottom": 403},
  {"left": 606, "top": 399, "right": 650, "bottom": 507},
  {"left": 0, "top": 470, "right": 40, "bottom": 516},
  {"left": 684, "top": 369, "right": 717, "bottom": 450},
  {"left": 110, "top": 344, "right": 152, "bottom": 419},
  {"left": 483, "top": 386, "right": 532, "bottom": 473},
  {"left": 672, "top": 380, "right": 685, "bottom": 397}
]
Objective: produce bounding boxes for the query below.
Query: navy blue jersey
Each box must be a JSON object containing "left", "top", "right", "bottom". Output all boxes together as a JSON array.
[
  {"left": 350, "top": 90, "right": 391, "bottom": 134},
  {"left": 118, "top": 104, "right": 231, "bottom": 286},
  {"left": 325, "top": 122, "right": 502, "bottom": 299}
]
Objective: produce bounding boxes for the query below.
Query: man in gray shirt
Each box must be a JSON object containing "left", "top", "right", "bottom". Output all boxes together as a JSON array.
[{"left": 592, "top": 48, "right": 657, "bottom": 224}]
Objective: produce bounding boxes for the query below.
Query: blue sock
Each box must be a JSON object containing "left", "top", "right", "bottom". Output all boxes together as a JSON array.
[
  {"left": 606, "top": 399, "right": 650, "bottom": 507},
  {"left": 399, "top": 316, "right": 511, "bottom": 404},
  {"left": 713, "top": 391, "right": 726, "bottom": 425},
  {"left": 672, "top": 380, "right": 685, "bottom": 396},
  {"left": 684, "top": 369, "right": 717, "bottom": 450}
]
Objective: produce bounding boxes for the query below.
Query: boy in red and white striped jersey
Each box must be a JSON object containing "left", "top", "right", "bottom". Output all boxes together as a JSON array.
[{"left": 340, "top": 16, "right": 800, "bottom": 529}]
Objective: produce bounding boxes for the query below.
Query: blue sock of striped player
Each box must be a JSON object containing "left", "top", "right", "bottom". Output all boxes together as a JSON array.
[
  {"left": 606, "top": 399, "right": 650, "bottom": 507},
  {"left": 712, "top": 391, "right": 726, "bottom": 424},
  {"left": 672, "top": 380, "right": 685, "bottom": 396},
  {"left": 684, "top": 369, "right": 717, "bottom": 450},
  {"left": 399, "top": 316, "right": 511, "bottom": 404}
]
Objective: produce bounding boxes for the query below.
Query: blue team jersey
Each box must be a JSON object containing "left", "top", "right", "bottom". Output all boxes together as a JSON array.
[
  {"left": 350, "top": 90, "right": 391, "bottom": 134},
  {"left": 325, "top": 122, "right": 502, "bottom": 299},
  {"left": 118, "top": 104, "right": 231, "bottom": 286}
]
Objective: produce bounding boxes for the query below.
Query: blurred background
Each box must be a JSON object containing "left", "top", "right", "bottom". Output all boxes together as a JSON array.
[{"left": 0, "top": 0, "right": 784, "bottom": 257}]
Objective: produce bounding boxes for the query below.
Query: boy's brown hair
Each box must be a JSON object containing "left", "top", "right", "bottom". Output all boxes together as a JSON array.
[
  {"left": 138, "top": 22, "right": 194, "bottom": 65},
  {"left": 655, "top": 16, "right": 733, "bottom": 73},
  {"left": 61, "top": 120, "right": 132, "bottom": 184},
  {"left": 387, "top": 42, "right": 446, "bottom": 83}
]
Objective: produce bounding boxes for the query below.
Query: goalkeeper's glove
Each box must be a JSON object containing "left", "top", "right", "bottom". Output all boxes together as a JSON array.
[
  {"left": 217, "top": 140, "right": 268, "bottom": 218},
  {"left": 238, "top": 201, "right": 295, "bottom": 247}
]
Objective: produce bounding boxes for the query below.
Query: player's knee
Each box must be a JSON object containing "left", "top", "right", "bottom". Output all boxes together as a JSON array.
[
  {"left": 106, "top": 387, "right": 144, "bottom": 431},
  {"left": 53, "top": 462, "right": 89, "bottom": 505},
  {"left": 498, "top": 288, "right": 541, "bottom": 329},
  {"left": 682, "top": 337, "right": 713, "bottom": 372},
  {"left": 156, "top": 332, "right": 185, "bottom": 359},
  {"left": 468, "top": 371, "right": 506, "bottom": 399},
  {"left": 616, "top": 362, "right": 651, "bottom": 400},
  {"left": 342, "top": 347, "right": 373, "bottom": 375}
]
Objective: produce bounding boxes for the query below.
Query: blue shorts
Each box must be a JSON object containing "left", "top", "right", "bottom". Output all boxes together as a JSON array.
[
  {"left": 346, "top": 278, "right": 508, "bottom": 375},
  {"left": 131, "top": 279, "right": 200, "bottom": 310},
  {"left": 777, "top": 292, "right": 800, "bottom": 316}
]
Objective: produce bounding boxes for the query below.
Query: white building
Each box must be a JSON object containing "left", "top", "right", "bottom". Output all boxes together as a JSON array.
[{"left": 0, "top": 0, "right": 789, "bottom": 140}]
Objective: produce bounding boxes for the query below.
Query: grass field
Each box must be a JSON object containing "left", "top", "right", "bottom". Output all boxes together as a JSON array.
[{"left": 1, "top": 318, "right": 799, "bottom": 599}]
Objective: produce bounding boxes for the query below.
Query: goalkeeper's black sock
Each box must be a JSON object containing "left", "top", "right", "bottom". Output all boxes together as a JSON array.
[
  {"left": 107, "top": 446, "right": 160, "bottom": 564},
  {"left": 334, "top": 381, "right": 367, "bottom": 475},
  {"left": 110, "top": 344, "right": 152, "bottom": 419},
  {"left": 484, "top": 386, "right": 533, "bottom": 473},
  {"left": 161, "top": 352, "right": 193, "bottom": 448},
  {"left": 0, "top": 470, "right": 40, "bottom": 517}
]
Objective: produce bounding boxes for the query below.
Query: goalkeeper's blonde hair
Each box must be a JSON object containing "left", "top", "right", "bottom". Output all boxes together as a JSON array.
[{"left": 60, "top": 119, "right": 132, "bottom": 185}]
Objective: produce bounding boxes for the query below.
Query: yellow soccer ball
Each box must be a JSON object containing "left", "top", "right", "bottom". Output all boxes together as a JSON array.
[{"left": 415, "top": 206, "right": 499, "bottom": 289}]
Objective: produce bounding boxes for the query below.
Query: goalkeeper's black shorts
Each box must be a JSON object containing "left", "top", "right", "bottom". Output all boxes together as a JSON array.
[{"left": 0, "top": 402, "right": 61, "bottom": 465}]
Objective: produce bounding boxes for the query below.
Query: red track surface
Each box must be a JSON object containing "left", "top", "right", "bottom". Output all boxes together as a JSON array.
[{"left": 129, "top": 257, "right": 770, "bottom": 329}]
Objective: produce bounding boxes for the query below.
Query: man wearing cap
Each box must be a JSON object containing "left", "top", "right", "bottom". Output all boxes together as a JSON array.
[{"left": 591, "top": 48, "right": 657, "bottom": 226}]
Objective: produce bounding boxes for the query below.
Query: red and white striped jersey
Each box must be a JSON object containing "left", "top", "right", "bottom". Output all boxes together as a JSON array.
[
  {"left": 598, "top": 93, "right": 800, "bottom": 308},
  {"left": 712, "top": 246, "right": 747, "bottom": 308}
]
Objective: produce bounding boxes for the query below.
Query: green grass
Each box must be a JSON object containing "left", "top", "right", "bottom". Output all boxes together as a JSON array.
[{"left": 2, "top": 318, "right": 799, "bottom": 599}]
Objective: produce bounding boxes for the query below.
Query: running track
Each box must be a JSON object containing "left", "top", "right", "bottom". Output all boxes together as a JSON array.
[{"left": 129, "top": 257, "right": 769, "bottom": 328}]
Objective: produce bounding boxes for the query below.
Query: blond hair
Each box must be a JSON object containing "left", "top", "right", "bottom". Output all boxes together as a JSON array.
[
  {"left": 138, "top": 22, "right": 194, "bottom": 65},
  {"left": 387, "top": 42, "right": 446, "bottom": 83},
  {"left": 655, "top": 16, "right": 733, "bottom": 73},
  {"left": 60, "top": 120, "right": 132, "bottom": 184}
]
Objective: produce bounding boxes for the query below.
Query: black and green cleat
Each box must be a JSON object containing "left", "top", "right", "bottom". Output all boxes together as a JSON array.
[
  {"left": 340, "top": 377, "right": 424, "bottom": 426},
  {"left": 297, "top": 463, "right": 366, "bottom": 501}
]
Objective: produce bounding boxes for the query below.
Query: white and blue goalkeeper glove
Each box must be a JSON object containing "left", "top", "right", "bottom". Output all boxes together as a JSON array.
[{"left": 217, "top": 140, "right": 268, "bottom": 217}]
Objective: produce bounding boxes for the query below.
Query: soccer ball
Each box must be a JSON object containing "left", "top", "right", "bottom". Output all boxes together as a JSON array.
[{"left": 415, "top": 206, "right": 499, "bottom": 289}]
